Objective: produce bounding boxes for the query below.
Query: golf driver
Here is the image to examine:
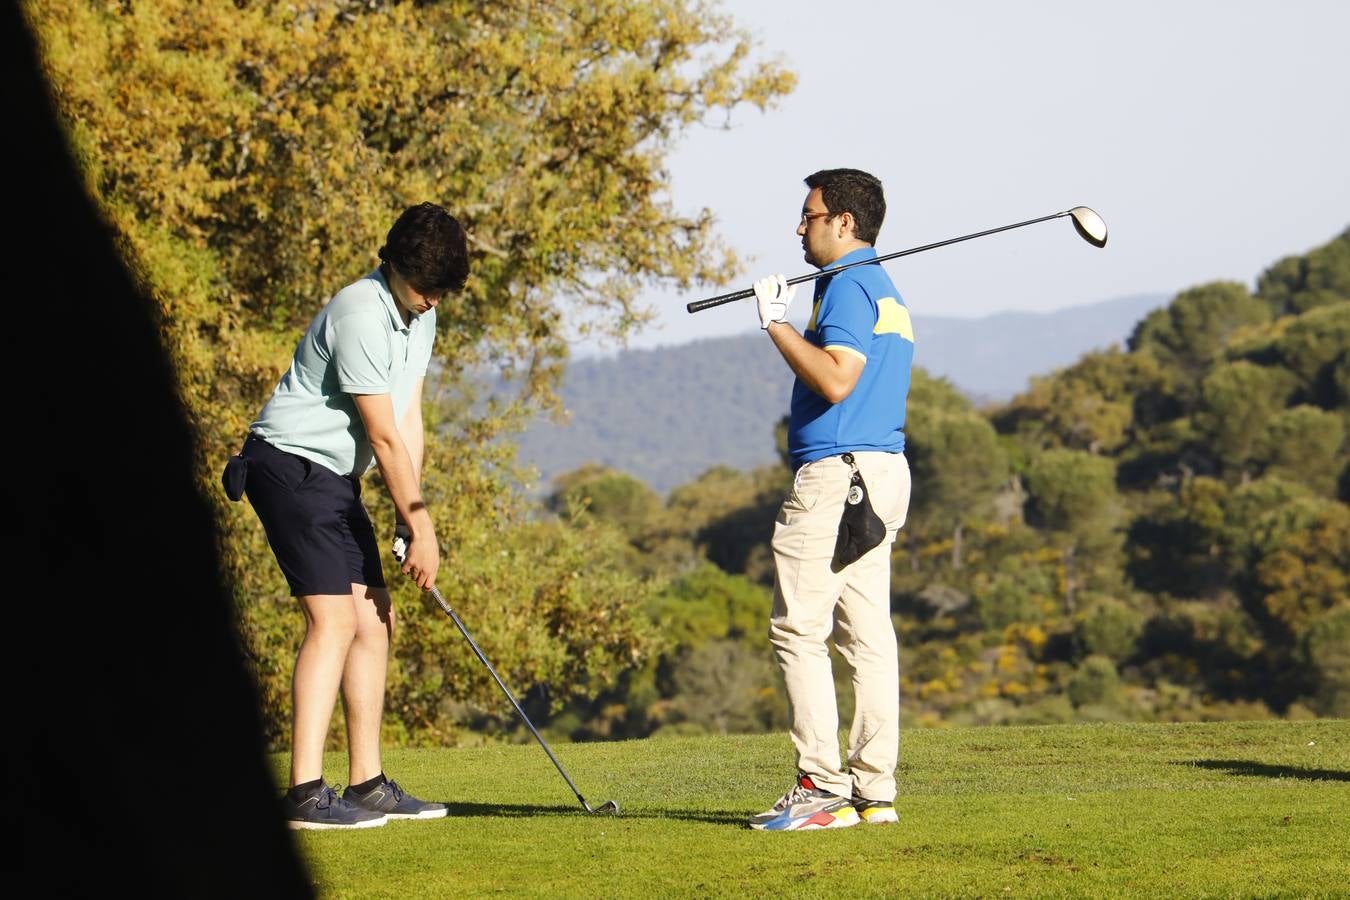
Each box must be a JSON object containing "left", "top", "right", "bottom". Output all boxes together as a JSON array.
[
  {"left": 393, "top": 538, "right": 620, "bottom": 816},
  {"left": 686, "top": 205, "right": 1108, "bottom": 313}
]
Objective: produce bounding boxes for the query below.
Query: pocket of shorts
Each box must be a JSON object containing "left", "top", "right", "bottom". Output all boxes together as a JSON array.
[
  {"left": 785, "top": 462, "right": 823, "bottom": 512},
  {"left": 292, "top": 456, "right": 318, "bottom": 493},
  {"left": 250, "top": 449, "right": 310, "bottom": 495}
]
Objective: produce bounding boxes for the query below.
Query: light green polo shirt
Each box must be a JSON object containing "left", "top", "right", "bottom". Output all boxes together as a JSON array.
[{"left": 251, "top": 268, "right": 436, "bottom": 476}]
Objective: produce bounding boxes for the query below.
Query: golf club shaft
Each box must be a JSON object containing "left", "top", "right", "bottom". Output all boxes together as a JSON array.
[
  {"left": 686, "top": 210, "right": 1069, "bottom": 313},
  {"left": 426, "top": 584, "right": 595, "bottom": 810}
]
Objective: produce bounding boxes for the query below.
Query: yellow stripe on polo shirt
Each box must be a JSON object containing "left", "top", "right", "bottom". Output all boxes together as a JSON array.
[
  {"left": 874, "top": 297, "right": 915, "bottom": 341},
  {"left": 823, "top": 344, "right": 868, "bottom": 362}
]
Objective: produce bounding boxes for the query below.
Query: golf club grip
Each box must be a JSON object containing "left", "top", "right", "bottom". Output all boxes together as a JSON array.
[
  {"left": 686, "top": 271, "right": 820, "bottom": 314},
  {"left": 686, "top": 286, "right": 754, "bottom": 313}
]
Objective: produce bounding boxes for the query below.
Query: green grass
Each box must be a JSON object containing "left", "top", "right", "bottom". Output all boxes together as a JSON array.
[{"left": 283, "top": 720, "right": 1350, "bottom": 898}]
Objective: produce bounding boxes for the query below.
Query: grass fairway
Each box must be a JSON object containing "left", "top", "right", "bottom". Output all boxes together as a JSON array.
[{"left": 284, "top": 720, "right": 1349, "bottom": 897}]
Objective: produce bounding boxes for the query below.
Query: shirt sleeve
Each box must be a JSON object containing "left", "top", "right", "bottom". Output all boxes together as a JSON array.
[
  {"left": 327, "top": 310, "right": 392, "bottom": 394},
  {"left": 815, "top": 277, "right": 875, "bottom": 360}
]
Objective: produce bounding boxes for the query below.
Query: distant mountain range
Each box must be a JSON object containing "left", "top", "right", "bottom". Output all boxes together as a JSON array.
[{"left": 515, "top": 292, "right": 1168, "bottom": 494}]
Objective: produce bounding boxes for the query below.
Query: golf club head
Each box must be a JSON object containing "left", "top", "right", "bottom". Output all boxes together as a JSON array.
[
  {"left": 587, "top": 799, "right": 620, "bottom": 816},
  {"left": 1068, "top": 206, "right": 1108, "bottom": 247}
]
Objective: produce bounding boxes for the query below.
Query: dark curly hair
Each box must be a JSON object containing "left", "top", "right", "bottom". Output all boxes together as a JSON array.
[{"left": 378, "top": 202, "right": 469, "bottom": 296}]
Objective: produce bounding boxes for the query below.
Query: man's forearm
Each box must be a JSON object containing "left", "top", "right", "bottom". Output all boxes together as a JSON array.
[
  {"left": 766, "top": 321, "right": 858, "bottom": 403},
  {"left": 369, "top": 434, "right": 432, "bottom": 537},
  {"left": 398, "top": 408, "right": 425, "bottom": 484}
]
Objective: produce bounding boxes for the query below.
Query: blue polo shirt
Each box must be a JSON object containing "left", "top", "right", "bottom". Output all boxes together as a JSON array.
[
  {"left": 787, "top": 247, "right": 915, "bottom": 468},
  {"left": 251, "top": 268, "right": 436, "bottom": 476}
]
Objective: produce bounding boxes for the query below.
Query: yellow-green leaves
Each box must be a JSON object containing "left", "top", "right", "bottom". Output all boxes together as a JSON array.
[{"left": 25, "top": 0, "right": 793, "bottom": 746}]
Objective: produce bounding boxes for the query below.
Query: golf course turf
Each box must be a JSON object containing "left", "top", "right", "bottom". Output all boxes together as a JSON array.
[{"left": 283, "top": 719, "right": 1349, "bottom": 897}]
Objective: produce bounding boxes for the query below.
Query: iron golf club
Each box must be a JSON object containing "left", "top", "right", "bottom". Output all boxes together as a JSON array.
[
  {"left": 393, "top": 540, "right": 620, "bottom": 816},
  {"left": 686, "top": 205, "right": 1108, "bottom": 314}
]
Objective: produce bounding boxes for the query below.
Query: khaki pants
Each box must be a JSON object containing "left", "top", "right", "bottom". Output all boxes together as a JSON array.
[{"left": 769, "top": 451, "right": 911, "bottom": 802}]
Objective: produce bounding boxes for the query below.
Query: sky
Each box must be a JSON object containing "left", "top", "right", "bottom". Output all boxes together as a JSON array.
[{"left": 577, "top": 0, "right": 1350, "bottom": 354}]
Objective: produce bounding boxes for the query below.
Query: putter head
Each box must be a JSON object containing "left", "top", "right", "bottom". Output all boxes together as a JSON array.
[
  {"left": 1068, "top": 206, "right": 1108, "bottom": 248},
  {"left": 587, "top": 799, "right": 620, "bottom": 816}
]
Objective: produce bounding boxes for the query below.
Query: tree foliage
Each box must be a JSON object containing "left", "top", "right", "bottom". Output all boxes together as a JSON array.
[
  {"left": 26, "top": 0, "right": 792, "bottom": 746},
  {"left": 1257, "top": 226, "right": 1350, "bottom": 316},
  {"left": 1258, "top": 405, "right": 1345, "bottom": 494},
  {"left": 1195, "top": 361, "right": 1296, "bottom": 476},
  {"left": 28, "top": 1, "right": 1350, "bottom": 734},
  {"left": 1128, "top": 281, "right": 1271, "bottom": 410}
]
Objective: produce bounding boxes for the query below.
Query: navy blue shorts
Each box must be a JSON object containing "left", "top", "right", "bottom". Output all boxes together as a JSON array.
[{"left": 241, "top": 435, "right": 386, "bottom": 596}]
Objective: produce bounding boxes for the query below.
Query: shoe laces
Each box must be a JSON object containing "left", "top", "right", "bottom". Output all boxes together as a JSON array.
[
  {"left": 383, "top": 780, "right": 407, "bottom": 802},
  {"left": 316, "top": 785, "right": 341, "bottom": 810},
  {"left": 774, "top": 780, "right": 815, "bottom": 811}
]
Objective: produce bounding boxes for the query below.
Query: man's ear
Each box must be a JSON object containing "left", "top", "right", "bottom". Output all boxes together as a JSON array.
[{"left": 836, "top": 211, "right": 855, "bottom": 240}]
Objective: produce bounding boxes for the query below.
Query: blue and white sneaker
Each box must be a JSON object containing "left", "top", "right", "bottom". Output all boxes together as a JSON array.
[
  {"left": 283, "top": 782, "right": 387, "bottom": 830},
  {"left": 343, "top": 778, "right": 448, "bottom": 820},
  {"left": 748, "top": 773, "right": 859, "bottom": 831}
]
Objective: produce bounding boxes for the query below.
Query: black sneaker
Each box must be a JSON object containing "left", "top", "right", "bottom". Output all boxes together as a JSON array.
[
  {"left": 343, "top": 778, "right": 448, "bottom": 820},
  {"left": 282, "top": 782, "right": 388, "bottom": 830}
]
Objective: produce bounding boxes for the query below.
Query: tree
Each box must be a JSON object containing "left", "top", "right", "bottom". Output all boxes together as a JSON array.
[
  {"left": 637, "top": 463, "right": 782, "bottom": 581},
  {"left": 1216, "top": 476, "right": 1314, "bottom": 577},
  {"left": 670, "top": 639, "right": 781, "bottom": 735},
  {"left": 1267, "top": 303, "right": 1350, "bottom": 407},
  {"left": 995, "top": 349, "right": 1168, "bottom": 454},
  {"left": 1195, "top": 361, "right": 1296, "bottom": 478},
  {"left": 907, "top": 412, "right": 1008, "bottom": 569},
  {"left": 1024, "top": 449, "right": 1120, "bottom": 612},
  {"left": 1126, "top": 477, "right": 1230, "bottom": 597},
  {"left": 645, "top": 565, "right": 785, "bottom": 735},
  {"left": 1128, "top": 281, "right": 1271, "bottom": 403},
  {"left": 647, "top": 562, "right": 770, "bottom": 651},
  {"left": 1258, "top": 405, "right": 1345, "bottom": 496},
  {"left": 1256, "top": 227, "right": 1350, "bottom": 316},
  {"left": 907, "top": 368, "right": 975, "bottom": 422},
  {"left": 26, "top": 0, "right": 794, "bottom": 745},
  {"left": 1066, "top": 655, "right": 1123, "bottom": 710},
  {"left": 1305, "top": 607, "right": 1350, "bottom": 717},
  {"left": 1025, "top": 450, "right": 1119, "bottom": 537},
  {"left": 1252, "top": 496, "right": 1350, "bottom": 638},
  {"left": 1077, "top": 597, "right": 1145, "bottom": 662},
  {"left": 548, "top": 464, "right": 662, "bottom": 538}
]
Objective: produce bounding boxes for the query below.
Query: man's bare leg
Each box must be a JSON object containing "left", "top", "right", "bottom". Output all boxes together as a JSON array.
[
  {"left": 342, "top": 583, "right": 394, "bottom": 786},
  {"left": 290, "top": 593, "right": 358, "bottom": 786}
]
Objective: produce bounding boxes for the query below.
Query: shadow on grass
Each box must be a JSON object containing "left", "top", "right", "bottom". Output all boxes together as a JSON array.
[
  {"left": 1181, "top": 759, "right": 1350, "bottom": 782},
  {"left": 443, "top": 801, "right": 747, "bottom": 826}
]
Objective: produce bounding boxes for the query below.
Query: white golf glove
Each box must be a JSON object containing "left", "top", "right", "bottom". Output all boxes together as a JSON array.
[{"left": 753, "top": 274, "right": 796, "bottom": 329}]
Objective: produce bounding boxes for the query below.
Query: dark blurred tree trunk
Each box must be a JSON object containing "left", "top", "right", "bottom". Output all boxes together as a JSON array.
[{"left": 8, "top": 6, "right": 308, "bottom": 893}]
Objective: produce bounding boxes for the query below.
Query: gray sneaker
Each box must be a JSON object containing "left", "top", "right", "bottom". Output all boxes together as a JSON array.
[
  {"left": 343, "top": 779, "right": 448, "bottom": 820},
  {"left": 282, "top": 782, "right": 388, "bottom": 830},
  {"left": 748, "top": 773, "right": 859, "bottom": 831}
]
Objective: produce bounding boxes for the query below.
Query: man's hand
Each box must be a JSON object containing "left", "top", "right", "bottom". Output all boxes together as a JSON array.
[
  {"left": 392, "top": 520, "right": 439, "bottom": 591},
  {"left": 754, "top": 274, "right": 796, "bottom": 329},
  {"left": 402, "top": 534, "right": 440, "bottom": 591}
]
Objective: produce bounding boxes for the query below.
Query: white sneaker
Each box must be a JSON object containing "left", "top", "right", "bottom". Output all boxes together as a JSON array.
[{"left": 748, "top": 773, "right": 859, "bottom": 831}]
